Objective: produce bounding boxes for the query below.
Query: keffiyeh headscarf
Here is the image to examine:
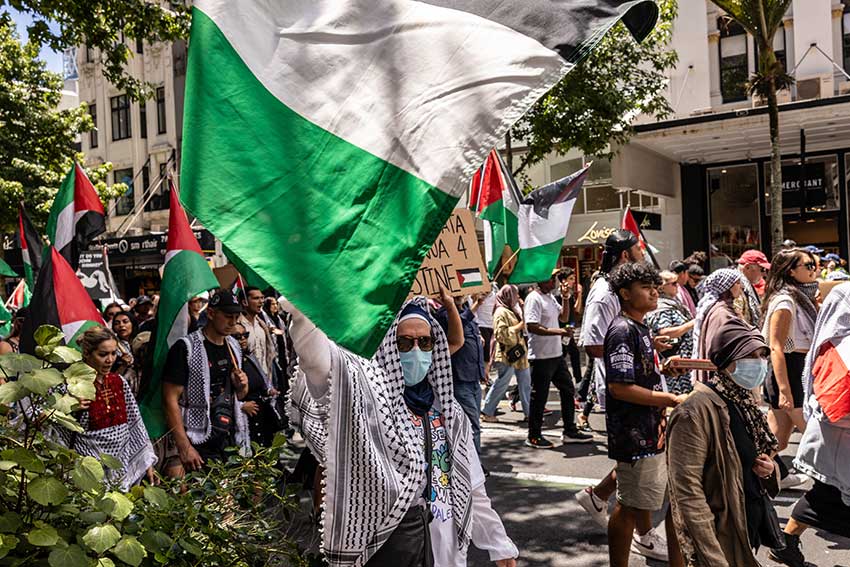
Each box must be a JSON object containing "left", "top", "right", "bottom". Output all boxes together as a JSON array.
[{"left": 691, "top": 269, "right": 743, "bottom": 358}]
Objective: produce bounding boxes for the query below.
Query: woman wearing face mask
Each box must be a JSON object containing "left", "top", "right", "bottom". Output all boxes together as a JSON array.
[
  {"left": 285, "top": 294, "right": 518, "bottom": 567},
  {"left": 691, "top": 268, "right": 746, "bottom": 384},
  {"left": 667, "top": 315, "right": 782, "bottom": 566},
  {"left": 760, "top": 249, "right": 819, "bottom": 469}
]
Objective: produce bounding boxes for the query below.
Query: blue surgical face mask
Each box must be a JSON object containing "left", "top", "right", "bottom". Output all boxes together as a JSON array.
[
  {"left": 399, "top": 348, "right": 433, "bottom": 387},
  {"left": 730, "top": 358, "right": 768, "bottom": 389}
]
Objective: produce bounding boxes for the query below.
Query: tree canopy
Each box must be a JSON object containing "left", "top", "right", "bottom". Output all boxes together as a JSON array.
[{"left": 510, "top": 0, "right": 678, "bottom": 173}]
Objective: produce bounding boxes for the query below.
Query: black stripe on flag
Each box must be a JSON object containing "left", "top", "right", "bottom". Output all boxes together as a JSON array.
[
  {"left": 19, "top": 249, "right": 60, "bottom": 356},
  {"left": 419, "top": 0, "right": 659, "bottom": 62}
]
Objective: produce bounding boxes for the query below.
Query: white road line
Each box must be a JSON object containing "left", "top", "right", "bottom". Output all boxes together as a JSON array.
[{"left": 489, "top": 470, "right": 599, "bottom": 487}]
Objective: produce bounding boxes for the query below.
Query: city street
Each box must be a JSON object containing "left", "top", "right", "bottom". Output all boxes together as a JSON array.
[{"left": 469, "top": 391, "right": 850, "bottom": 567}]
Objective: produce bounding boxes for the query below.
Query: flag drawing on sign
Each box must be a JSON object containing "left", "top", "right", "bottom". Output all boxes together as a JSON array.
[
  {"left": 457, "top": 268, "right": 483, "bottom": 288},
  {"left": 18, "top": 203, "right": 43, "bottom": 289},
  {"left": 19, "top": 246, "right": 105, "bottom": 355},
  {"left": 140, "top": 184, "right": 220, "bottom": 438},
  {"left": 180, "top": 0, "right": 659, "bottom": 357},
  {"left": 47, "top": 161, "right": 106, "bottom": 270},
  {"left": 509, "top": 164, "right": 591, "bottom": 284}
]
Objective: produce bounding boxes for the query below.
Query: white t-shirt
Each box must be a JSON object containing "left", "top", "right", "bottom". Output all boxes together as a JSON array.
[
  {"left": 472, "top": 290, "right": 497, "bottom": 329},
  {"left": 579, "top": 277, "right": 621, "bottom": 409},
  {"left": 524, "top": 290, "right": 563, "bottom": 360},
  {"left": 766, "top": 295, "right": 815, "bottom": 351}
]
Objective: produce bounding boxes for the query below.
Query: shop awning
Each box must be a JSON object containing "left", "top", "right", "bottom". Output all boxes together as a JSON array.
[{"left": 631, "top": 95, "right": 850, "bottom": 164}]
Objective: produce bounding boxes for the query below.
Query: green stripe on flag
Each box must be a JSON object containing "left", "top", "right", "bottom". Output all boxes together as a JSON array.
[
  {"left": 181, "top": 10, "right": 457, "bottom": 356},
  {"left": 0, "top": 258, "right": 17, "bottom": 278},
  {"left": 509, "top": 240, "right": 565, "bottom": 284}
]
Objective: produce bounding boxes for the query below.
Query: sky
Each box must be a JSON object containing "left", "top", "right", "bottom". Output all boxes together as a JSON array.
[{"left": 7, "top": 7, "right": 65, "bottom": 75}]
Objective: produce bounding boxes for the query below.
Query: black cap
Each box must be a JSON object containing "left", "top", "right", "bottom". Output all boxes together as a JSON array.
[
  {"left": 669, "top": 260, "right": 687, "bottom": 274},
  {"left": 603, "top": 229, "right": 639, "bottom": 254},
  {"left": 208, "top": 289, "right": 243, "bottom": 314},
  {"left": 135, "top": 295, "right": 153, "bottom": 306}
]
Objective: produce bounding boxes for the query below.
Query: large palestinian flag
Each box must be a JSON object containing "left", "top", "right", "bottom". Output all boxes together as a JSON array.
[
  {"left": 47, "top": 162, "right": 106, "bottom": 270},
  {"left": 19, "top": 246, "right": 105, "bottom": 355},
  {"left": 140, "top": 185, "right": 219, "bottom": 437},
  {"left": 180, "top": 0, "right": 659, "bottom": 356},
  {"left": 18, "top": 203, "right": 43, "bottom": 289}
]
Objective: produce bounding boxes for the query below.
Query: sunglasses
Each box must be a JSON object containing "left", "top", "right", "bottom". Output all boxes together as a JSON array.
[
  {"left": 230, "top": 332, "right": 250, "bottom": 340},
  {"left": 799, "top": 262, "right": 817, "bottom": 271},
  {"left": 396, "top": 335, "right": 435, "bottom": 353}
]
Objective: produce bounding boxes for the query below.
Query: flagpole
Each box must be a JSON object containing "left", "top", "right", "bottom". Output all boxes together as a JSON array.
[{"left": 492, "top": 248, "right": 521, "bottom": 282}]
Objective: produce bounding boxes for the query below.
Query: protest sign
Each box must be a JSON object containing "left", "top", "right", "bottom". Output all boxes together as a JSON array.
[
  {"left": 77, "top": 251, "right": 119, "bottom": 307},
  {"left": 409, "top": 209, "right": 491, "bottom": 298}
]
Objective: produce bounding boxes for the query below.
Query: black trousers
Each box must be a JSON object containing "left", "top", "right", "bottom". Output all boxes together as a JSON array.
[
  {"left": 564, "top": 340, "right": 582, "bottom": 390},
  {"left": 528, "top": 356, "right": 576, "bottom": 439},
  {"left": 365, "top": 506, "right": 433, "bottom": 567},
  {"left": 577, "top": 353, "right": 594, "bottom": 402}
]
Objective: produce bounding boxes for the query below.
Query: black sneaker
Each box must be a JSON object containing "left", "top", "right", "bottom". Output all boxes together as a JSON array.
[
  {"left": 525, "top": 436, "right": 555, "bottom": 449},
  {"left": 768, "top": 534, "right": 808, "bottom": 567},
  {"left": 562, "top": 430, "right": 594, "bottom": 444}
]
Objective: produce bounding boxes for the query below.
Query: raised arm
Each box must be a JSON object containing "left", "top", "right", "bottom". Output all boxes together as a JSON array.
[{"left": 279, "top": 298, "right": 333, "bottom": 399}]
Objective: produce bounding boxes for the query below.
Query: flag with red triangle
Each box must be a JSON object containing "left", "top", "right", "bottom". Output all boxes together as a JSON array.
[
  {"left": 5, "top": 280, "right": 30, "bottom": 312},
  {"left": 140, "top": 182, "right": 220, "bottom": 437},
  {"left": 46, "top": 161, "right": 106, "bottom": 270},
  {"left": 20, "top": 246, "right": 105, "bottom": 354},
  {"left": 622, "top": 206, "right": 660, "bottom": 265},
  {"left": 471, "top": 150, "right": 521, "bottom": 276}
]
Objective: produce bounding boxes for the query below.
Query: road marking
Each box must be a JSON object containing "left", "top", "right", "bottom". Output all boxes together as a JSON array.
[{"left": 489, "top": 470, "right": 599, "bottom": 487}]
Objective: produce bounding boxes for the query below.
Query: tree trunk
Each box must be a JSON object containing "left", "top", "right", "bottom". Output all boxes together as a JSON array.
[{"left": 767, "top": 75, "right": 784, "bottom": 253}]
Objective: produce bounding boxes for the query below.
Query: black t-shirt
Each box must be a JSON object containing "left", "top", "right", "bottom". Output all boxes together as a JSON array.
[
  {"left": 603, "top": 315, "right": 665, "bottom": 462},
  {"left": 242, "top": 356, "right": 269, "bottom": 403},
  {"left": 162, "top": 338, "right": 234, "bottom": 401}
]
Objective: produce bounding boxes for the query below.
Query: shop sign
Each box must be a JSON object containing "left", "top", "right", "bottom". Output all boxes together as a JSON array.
[
  {"left": 781, "top": 163, "right": 826, "bottom": 209},
  {"left": 631, "top": 211, "right": 662, "bottom": 231},
  {"left": 576, "top": 222, "right": 618, "bottom": 244},
  {"left": 94, "top": 229, "right": 215, "bottom": 259}
]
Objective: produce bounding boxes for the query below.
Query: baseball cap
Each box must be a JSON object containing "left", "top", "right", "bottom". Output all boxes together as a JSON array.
[
  {"left": 804, "top": 245, "right": 824, "bottom": 255},
  {"left": 824, "top": 253, "right": 841, "bottom": 263},
  {"left": 208, "top": 289, "right": 243, "bottom": 314},
  {"left": 135, "top": 295, "right": 153, "bottom": 306},
  {"left": 736, "top": 250, "right": 771, "bottom": 270}
]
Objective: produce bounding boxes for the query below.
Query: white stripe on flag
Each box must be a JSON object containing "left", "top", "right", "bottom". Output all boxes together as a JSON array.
[{"left": 518, "top": 199, "right": 577, "bottom": 249}]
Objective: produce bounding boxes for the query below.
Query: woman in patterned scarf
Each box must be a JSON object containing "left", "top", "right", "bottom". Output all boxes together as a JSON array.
[
  {"left": 667, "top": 313, "right": 781, "bottom": 566},
  {"left": 760, "top": 248, "right": 819, "bottom": 488},
  {"left": 286, "top": 294, "right": 517, "bottom": 567},
  {"left": 58, "top": 326, "right": 157, "bottom": 490},
  {"left": 691, "top": 268, "right": 746, "bottom": 384}
]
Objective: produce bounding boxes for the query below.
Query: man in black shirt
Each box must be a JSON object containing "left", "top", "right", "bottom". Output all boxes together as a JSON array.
[{"left": 162, "top": 289, "right": 248, "bottom": 476}]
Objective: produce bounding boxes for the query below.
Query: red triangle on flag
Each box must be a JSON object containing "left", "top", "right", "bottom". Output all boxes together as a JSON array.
[
  {"left": 73, "top": 162, "right": 105, "bottom": 215},
  {"left": 166, "top": 182, "right": 203, "bottom": 257},
  {"left": 477, "top": 150, "right": 506, "bottom": 211},
  {"left": 622, "top": 207, "right": 645, "bottom": 250},
  {"left": 51, "top": 247, "right": 104, "bottom": 329}
]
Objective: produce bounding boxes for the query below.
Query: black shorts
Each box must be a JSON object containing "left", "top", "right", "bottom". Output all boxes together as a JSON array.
[
  {"left": 766, "top": 352, "right": 805, "bottom": 409},
  {"left": 791, "top": 480, "right": 850, "bottom": 539}
]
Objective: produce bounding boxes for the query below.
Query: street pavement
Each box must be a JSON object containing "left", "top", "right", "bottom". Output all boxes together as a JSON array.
[{"left": 468, "top": 391, "right": 850, "bottom": 567}]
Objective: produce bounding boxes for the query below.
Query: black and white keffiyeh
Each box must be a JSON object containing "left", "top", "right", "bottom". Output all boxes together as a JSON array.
[
  {"left": 691, "top": 269, "right": 743, "bottom": 361},
  {"left": 289, "top": 297, "right": 475, "bottom": 567}
]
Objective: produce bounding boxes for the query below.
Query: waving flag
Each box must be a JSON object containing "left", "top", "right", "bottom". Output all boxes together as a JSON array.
[
  {"left": 20, "top": 247, "right": 105, "bottom": 355},
  {"left": 509, "top": 164, "right": 591, "bottom": 283},
  {"left": 180, "top": 0, "right": 659, "bottom": 356},
  {"left": 47, "top": 162, "right": 106, "bottom": 270},
  {"left": 5, "top": 280, "right": 30, "bottom": 311},
  {"left": 475, "top": 151, "right": 522, "bottom": 277},
  {"left": 141, "top": 185, "right": 219, "bottom": 437},
  {"left": 622, "top": 206, "right": 660, "bottom": 266},
  {"left": 18, "top": 203, "right": 43, "bottom": 289}
]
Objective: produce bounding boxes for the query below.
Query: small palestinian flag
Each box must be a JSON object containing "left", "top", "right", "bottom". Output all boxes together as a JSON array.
[
  {"left": 140, "top": 185, "right": 219, "bottom": 438},
  {"left": 5, "top": 280, "right": 30, "bottom": 311},
  {"left": 18, "top": 203, "right": 43, "bottom": 289},
  {"left": 456, "top": 268, "right": 483, "bottom": 289},
  {"left": 47, "top": 161, "right": 106, "bottom": 270},
  {"left": 20, "top": 246, "right": 105, "bottom": 355}
]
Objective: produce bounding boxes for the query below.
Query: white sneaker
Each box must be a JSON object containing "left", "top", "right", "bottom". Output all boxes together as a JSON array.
[
  {"left": 780, "top": 472, "right": 807, "bottom": 491},
  {"left": 575, "top": 486, "right": 608, "bottom": 529},
  {"left": 631, "top": 528, "right": 669, "bottom": 562}
]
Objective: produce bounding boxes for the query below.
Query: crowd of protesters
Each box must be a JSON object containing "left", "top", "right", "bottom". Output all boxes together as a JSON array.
[{"left": 4, "top": 232, "right": 850, "bottom": 566}]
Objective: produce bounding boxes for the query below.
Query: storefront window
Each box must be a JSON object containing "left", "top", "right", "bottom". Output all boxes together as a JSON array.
[
  {"left": 585, "top": 185, "right": 620, "bottom": 212},
  {"left": 764, "top": 155, "right": 840, "bottom": 214},
  {"left": 114, "top": 168, "right": 135, "bottom": 216},
  {"left": 708, "top": 164, "right": 760, "bottom": 270}
]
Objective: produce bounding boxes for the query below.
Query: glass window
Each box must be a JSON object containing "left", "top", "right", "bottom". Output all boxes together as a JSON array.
[
  {"left": 844, "top": 6, "right": 850, "bottom": 72},
  {"left": 114, "top": 168, "right": 135, "bottom": 216},
  {"left": 719, "top": 19, "right": 748, "bottom": 103},
  {"left": 135, "top": 37, "right": 143, "bottom": 55},
  {"left": 764, "top": 155, "right": 840, "bottom": 214},
  {"left": 708, "top": 165, "right": 760, "bottom": 271},
  {"left": 145, "top": 162, "right": 170, "bottom": 211},
  {"left": 585, "top": 185, "right": 620, "bottom": 212},
  {"left": 110, "top": 94, "right": 131, "bottom": 141},
  {"left": 156, "top": 87, "right": 166, "bottom": 134},
  {"left": 89, "top": 103, "right": 98, "bottom": 149},
  {"left": 139, "top": 101, "right": 147, "bottom": 139},
  {"left": 587, "top": 156, "right": 612, "bottom": 182}
]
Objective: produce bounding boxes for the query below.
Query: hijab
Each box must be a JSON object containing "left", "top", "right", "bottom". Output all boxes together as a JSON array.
[
  {"left": 494, "top": 285, "right": 522, "bottom": 319},
  {"left": 397, "top": 303, "right": 436, "bottom": 416},
  {"left": 691, "top": 269, "right": 743, "bottom": 361}
]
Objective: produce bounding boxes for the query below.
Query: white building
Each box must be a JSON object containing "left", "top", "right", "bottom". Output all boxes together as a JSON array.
[{"left": 516, "top": 0, "right": 850, "bottom": 277}]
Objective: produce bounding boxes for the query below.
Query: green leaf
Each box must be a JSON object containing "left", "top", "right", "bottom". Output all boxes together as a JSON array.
[
  {"left": 0, "top": 381, "right": 28, "bottom": 404},
  {"left": 45, "top": 346, "right": 82, "bottom": 364},
  {"left": 139, "top": 530, "right": 172, "bottom": 553},
  {"left": 0, "top": 447, "right": 45, "bottom": 473},
  {"left": 50, "top": 394, "right": 81, "bottom": 414},
  {"left": 64, "top": 362, "right": 96, "bottom": 382},
  {"left": 178, "top": 539, "right": 202, "bottom": 556},
  {"left": 20, "top": 368, "right": 63, "bottom": 396},
  {"left": 142, "top": 486, "right": 169, "bottom": 509},
  {"left": 0, "top": 512, "right": 21, "bottom": 533},
  {"left": 27, "top": 523, "right": 59, "bottom": 546},
  {"left": 99, "top": 453, "right": 123, "bottom": 471},
  {"left": 72, "top": 456, "right": 105, "bottom": 492},
  {"left": 112, "top": 535, "right": 146, "bottom": 567},
  {"left": 98, "top": 492, "right": 133, "bottom": 521},
  {"left": 34, "top": 325, "right": 64, "bottom": 348},
  {"left": 82, "top": 524, "right": 121, "bottom": 554},
  {"left": 50, "top": 411, "right": 84, "bottom": 433},
  {"left": 79, "top": 510, "right": 108, "bottom": 524},
  {"left": 0, "top": 535, "right": 19, "bottom": 559},
  {"left": 27, "top": 476, "right": 68, "bottom": 506},
  {"left": 0, "top": 353, "right": 41, "bottom": 375},
  {"left": 0, "top": 461, "right": 15, "bottom": 471},
  {"left": 67, "top": 380, "right": 96, "bottom": 400},
  {"left": 97, "top": 559, "right": 116, "bottom": 567},
  {"left": 49, "top": 544, "right": 89, "bottom": 567}
]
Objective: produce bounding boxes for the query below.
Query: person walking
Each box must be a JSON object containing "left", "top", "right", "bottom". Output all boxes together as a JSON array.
[
  {"left": 482, "top": 285, "right": 531, "bottom": 423},
  {"left": 647, "top": 270, "right": 695, "bottom": 395},
  {"left": 603, "top": 263, "right": 684, "bottom": 567},
  {"left": 667, "top": 313, "right": 784, "bottom": 566},
  {"left": 524, "top": 271, "right": 592, "bottom": 448},
  {"left": 691, "top": 269, "right": 746, "bottom": 384},
  {"left": 238, "top": 286, "right": 276, "bottom": 379}
]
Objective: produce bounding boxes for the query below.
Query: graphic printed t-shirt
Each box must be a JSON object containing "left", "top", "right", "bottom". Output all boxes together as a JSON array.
[
  {"left": 524, "top": 290, "right": 562, "bottom": 360},
  {"left": 603, "top": 315, "right": 665, "bottom": 462}
]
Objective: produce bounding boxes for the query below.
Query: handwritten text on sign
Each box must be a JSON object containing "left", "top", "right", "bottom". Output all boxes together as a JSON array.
[{"left": 409, "top": 209, "right": 491, "bottom": 298}]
